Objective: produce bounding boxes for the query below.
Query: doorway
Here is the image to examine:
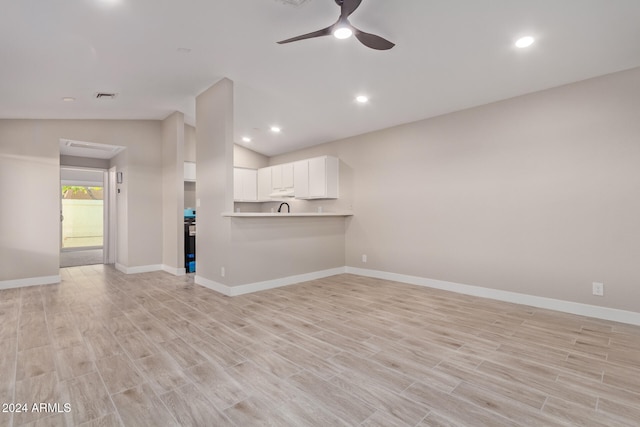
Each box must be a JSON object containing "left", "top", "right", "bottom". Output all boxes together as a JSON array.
[{"left": 60, "top": 167, "right": 106, "bottom": 267}]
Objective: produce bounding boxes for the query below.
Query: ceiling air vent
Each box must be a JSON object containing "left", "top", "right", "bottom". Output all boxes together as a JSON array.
[
  {"left": 65, "top": 140, "right": 119, "bottom": 152},
  {"left": 274, "top": 0, "right": 309, "bottom": 5},
  {"left": 95, "top": 92, "right": 118, "bottom": 99}
]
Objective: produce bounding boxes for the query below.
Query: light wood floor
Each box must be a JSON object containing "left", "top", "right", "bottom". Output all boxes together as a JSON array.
[{"left": 1, "top": 266, "right": 639, "bottom": 426}]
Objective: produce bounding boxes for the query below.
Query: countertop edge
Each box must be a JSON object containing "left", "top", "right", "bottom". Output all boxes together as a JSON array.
[{"left": 221, "top": 212, "right": 353, "bottom": 218}]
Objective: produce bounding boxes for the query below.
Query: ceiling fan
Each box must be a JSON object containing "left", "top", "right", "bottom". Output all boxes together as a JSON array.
[{"left": 277, "top": 0, "right": 395, "bottom": 50}]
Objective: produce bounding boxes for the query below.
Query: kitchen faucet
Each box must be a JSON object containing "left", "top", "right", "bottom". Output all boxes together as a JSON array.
[{"left": 277, "top": 202, "right": 290, "bottom": 213}]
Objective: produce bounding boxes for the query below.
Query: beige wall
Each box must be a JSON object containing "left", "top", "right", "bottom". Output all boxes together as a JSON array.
[
  {"left": 0, "top": 121, "right": 60, "bottom": 281},
  {"left": 162, "top": 112, "right": 185, "bottom": 272},
  {"left": 234, "top": 144, "right": 268, "bottom": 169},
  {"left": 195, "top": 79, "right": 235, "bottom": 284},
  {"left": 184, "top": 124, "right": 196, "bottom": 162},
  {"left": 0, "top": 119, "right": 163, "bottom": 281},
  {"left": 271, "top": 67, "right": 640, "bottom": 313}
]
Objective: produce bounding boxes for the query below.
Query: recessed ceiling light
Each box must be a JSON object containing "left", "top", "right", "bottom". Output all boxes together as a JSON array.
[
  {"left": 62, "top": 97, "right": 75, "bottom": 102},
  {"left": 333, "top": 26, "right": 353, "bottom": 40},
  {"left": 177, "top": 47, "right": 192, "bottom": 53},
  {"left": 242, "top": 136, "right": 252, "bottom": 143},
  {"left": 270, "top": 126, "right": 281, "bottom": 133},
  {"left": 515, "top": 36, "right": 535, "bottom": 48},
  {"left": 356, "top": 95, "right": 369, "bottom": 104}
]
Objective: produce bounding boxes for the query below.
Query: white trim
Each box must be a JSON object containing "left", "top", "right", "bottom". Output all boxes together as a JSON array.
[
  {"left": 162, "top": 265, "right": 186, "bottom": 276},
  {"left": 0, "top": 275, "right": 61, "bottom": 290},
  {"left": 194, "top": 275, "right": 229, "bottom": 295},
  {"left": 346, "top": 267, "right": 640, "bottom": 326},
  {"left": 115, "top": 263, "right": 163, "bottom": 274},
  {"left": 195, "top": 267, "right": 346, "bottom": 297}
]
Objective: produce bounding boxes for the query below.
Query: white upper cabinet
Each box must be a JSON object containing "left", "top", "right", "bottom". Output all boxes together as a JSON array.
[
  {"left": 184, "top": 162, "right": 196, "bottom": 182},
  {"left": 270, "top": 163, "right": 294, "bottom": 197},
  {"left": 294, "top": 160, "right": 309, "bottom": 199},
  {"left": 257, "top": 167, "right": 272, "bottom": 201},
  {"left": 233, "top": 168, "right": 258, "bottom": 202},
  {"left": 294, "top": 156, "right": 338, "bottom": 199}
]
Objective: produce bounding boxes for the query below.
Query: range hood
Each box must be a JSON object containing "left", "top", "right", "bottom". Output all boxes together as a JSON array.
[{"left": 269, "top": 189, "right": 295, "bottom": 198}]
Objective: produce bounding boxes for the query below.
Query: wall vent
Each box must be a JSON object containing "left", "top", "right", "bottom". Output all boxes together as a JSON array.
[{"left": 95, "top": 92, "right": 118, "bottom": 99}]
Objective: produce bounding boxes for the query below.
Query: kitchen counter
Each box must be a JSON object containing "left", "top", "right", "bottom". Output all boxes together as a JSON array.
[{"left": 221, "top": 212, "right": 353, "bottom": 218}]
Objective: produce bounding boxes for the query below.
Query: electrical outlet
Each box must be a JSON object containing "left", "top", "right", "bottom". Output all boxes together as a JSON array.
[
  {"left": 362, "top": 254, "right": 367, "bottom": 263},
  {"left": 592, "top": 282, "right": 604, "bottom": 296},
  {"left": 221, "top": 267, "right": 226, "bottom": 277}
]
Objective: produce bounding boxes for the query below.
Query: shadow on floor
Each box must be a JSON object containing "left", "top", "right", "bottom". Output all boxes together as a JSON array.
[{"left": 60, "top": 249, "right": 103, "bottom": 268}]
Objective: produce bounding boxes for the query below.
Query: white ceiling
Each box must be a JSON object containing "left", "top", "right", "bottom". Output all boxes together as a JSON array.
[{"left": 2, "top": 0, "right": 640, "bottom": 156}]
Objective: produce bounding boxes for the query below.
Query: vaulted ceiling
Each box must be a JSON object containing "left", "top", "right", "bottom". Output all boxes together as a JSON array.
[{"left": 2, "top": 0, "right": 640, "bottom": 155}]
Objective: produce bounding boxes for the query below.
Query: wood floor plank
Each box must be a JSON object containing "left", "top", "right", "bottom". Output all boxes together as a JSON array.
[
  {"left": 288, "top": 370, "right": 376, "bottom": 425},
  {"left": 13, "top": 372, "right": 68, "bottom": 425},
  {"left": 65, "top": 371, "right": 115, "bottom": 425},
  {"left": 160, "top": 383, "right": 232, "bottom": 427},
  {"left": 111, "top": 384, "right": 177, "bottom": 426},
  {"left": 95, "top": 354, "right": 145, "bottom": 395},
  {"left": 16, "top": 345, "right": 57, "bottom": 381},
  {"left": 133, "top": 351, "right": 190, "bottom": 394},
  {"left": 185, "top": 361, "right": 249, "bottom": 410},
  {"left": 55, "top": 345, "right": 96, "bottom": 380}
]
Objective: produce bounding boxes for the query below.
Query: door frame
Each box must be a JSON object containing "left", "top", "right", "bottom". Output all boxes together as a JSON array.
[
  {"left": 60, "top": 166, "right": 115, "bottom": 263},
  {"left": 104, "top": 167, "right": 117, "bottom": 264}
]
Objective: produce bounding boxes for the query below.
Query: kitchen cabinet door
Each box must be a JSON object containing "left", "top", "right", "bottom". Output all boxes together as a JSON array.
[
  {"left": 308, "top": 156, "right": 338, "bottom": 199},
  {"left": 271, "top": 165, "right": 282, "bottom": 191},
  {"left": 258, "top": 167, "right": 272, "bottom": 201},
  {"left": 294, "top": 160, "right": 309, "bottom": 199},
  {"left": 282, "top": 163, "right": 294, "bottom": 189},
  {"left": 271, "top": 163, "right": 294, "bottom": 190},
  {"left": 233, "top": 168, "right": 258, "bottom": 201}
]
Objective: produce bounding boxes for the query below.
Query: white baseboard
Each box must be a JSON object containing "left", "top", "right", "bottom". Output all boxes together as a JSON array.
[
  {"left": 162, "top": 265, "right": 186, "bottom": 276},
  {"left": 346, "top": 267, "right": 640, "bottom": 326},
  {"left": 115, "top": 263, "right": 163, "bottom": 274},
  {"left": 193, "top": 275, "right": 228, "bottom": 295},
  {"left": 195, "top": 267, "right": 346, "bottom": 297},
  {"left": 0, "top": 275, "right": 61, "bottom": 290}
]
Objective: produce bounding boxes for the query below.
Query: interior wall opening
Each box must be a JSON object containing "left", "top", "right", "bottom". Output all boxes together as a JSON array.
[{"left": 60, "top": 167, "right": 106, "bottom": 267}]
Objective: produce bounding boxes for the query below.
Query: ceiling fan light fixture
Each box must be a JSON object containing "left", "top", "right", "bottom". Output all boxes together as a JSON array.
[{"left": 333, "top": 26, "right": 353, "bottom": 40}]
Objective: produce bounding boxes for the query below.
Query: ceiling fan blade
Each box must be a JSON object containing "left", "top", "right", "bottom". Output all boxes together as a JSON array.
[
  {"left": 354, "top": 28, "right": 395, "bottom": 50},
  {"left": 277, "top": 26, "right": 333, "bottom": 44},
  {"left": 339, "top": 0, "right": 363, "bottom": 19}
]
